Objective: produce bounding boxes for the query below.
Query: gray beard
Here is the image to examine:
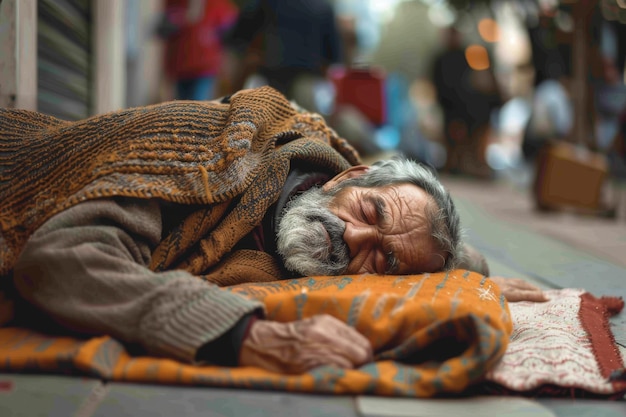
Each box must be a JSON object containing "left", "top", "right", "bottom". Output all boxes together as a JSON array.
[{"left": 276, "top": 186, "right": 350, "bottom": 277}]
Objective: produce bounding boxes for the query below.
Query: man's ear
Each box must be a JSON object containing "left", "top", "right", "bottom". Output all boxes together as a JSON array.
[{"left": 322, "top": 165, "right": 370, "bottom": 191}]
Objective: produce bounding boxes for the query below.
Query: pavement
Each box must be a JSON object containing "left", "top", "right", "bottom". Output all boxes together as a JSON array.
[{"left": 1, "top": 167, "right": 625, "bottom": 416}]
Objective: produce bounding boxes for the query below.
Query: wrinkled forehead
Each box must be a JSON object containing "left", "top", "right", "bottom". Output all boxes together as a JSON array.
[{"left": 383, "top": 182, "right": 436, "bottom": 216}]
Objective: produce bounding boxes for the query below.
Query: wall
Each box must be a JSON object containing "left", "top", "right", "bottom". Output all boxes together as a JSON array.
[{"left": 0, "top": 0, "right": 37, "bottom": 110}]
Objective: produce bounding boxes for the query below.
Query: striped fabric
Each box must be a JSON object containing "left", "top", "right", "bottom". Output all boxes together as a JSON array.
[
  {"left": 0, "top": 271, "right": 512, "bottom": 397},
  {"left": 484, "top": 289, "right": 626, "bottom": 398}
]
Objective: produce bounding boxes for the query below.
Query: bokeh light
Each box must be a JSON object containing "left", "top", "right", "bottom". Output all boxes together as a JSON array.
[
  {"left": 465, "top": 44, "right": 490, "bottom": 70},
  {"left": 477, "top": 18, "right": 500, "bottom": 43}
]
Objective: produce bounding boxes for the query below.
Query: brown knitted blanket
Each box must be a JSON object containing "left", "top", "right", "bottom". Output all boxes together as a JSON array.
[{"left": 0, "top": 86, "right": 360, "bottom": 283}]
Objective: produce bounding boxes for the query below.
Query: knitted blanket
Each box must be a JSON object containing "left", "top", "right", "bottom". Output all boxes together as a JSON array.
[
  {"left": 0, "top": 86, "right": 360, "bottom": 279},
  {"left": 0, "top": 271, "right": 512, "bottom": 397}
]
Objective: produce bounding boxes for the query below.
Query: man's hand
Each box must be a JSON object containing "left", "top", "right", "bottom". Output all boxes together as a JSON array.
[
  {"left": 239, "top": 314, "right": 373, "bottom": 374},
  {"left": 490, "top": 277, "right": 549, "bottom": 302}
]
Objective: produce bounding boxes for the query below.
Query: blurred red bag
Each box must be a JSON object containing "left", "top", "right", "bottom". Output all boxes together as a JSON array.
[{"left": 330, "top": 66, "right": 387, "bottom": 125}]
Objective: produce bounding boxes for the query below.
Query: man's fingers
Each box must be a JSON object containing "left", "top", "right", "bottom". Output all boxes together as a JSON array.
[
  {"left": 503, "top": 289, "right": 549, "bottom": 303},
  {"left": 327, "top": 332, "right": 373, "bottom": 365},
  {"left": 240, "top": 316, "right": 373, "bottom": 374},
  {"left": 508, "top": 278, "right": 542, "bottom": 291},
  {"left": 305, "top": 315, "right": 373, "bottom": 364},
  {"left": 295, "top": 346, "right": 356, "bottom": 371},
  {"left": 489, "top": 277, "right": 549, "bottom": 303}
]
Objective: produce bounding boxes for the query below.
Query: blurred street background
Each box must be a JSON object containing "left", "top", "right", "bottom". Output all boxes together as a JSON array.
[{"left": 1, "top": 0, "right": 625, "bottom": 259}]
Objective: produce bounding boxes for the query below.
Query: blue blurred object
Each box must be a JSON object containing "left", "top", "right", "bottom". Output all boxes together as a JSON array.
[
  {"left": 595, "top": 83, "right": 626, "bottom": 151},
  {"left": 374, "top": 125, "right": 401, "bottom": 150}
]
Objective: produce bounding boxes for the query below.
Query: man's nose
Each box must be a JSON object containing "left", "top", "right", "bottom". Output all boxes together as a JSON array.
[{"left": 343, "top": 223, "right": 378, "bottom": 258}]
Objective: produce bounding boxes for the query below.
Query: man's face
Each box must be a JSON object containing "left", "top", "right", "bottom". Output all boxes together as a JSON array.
[
  {"left": 276, "top": 182, "right": 445, "bottom": 277},
  {"left": 329, "top": 183, "right": 444, "bottom": 275}
]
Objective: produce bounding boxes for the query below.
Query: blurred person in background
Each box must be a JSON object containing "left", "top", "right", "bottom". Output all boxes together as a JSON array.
[
  {"left": 432, "top": 26, "right": 500, "bottom": 177},
  {"left": 591, "top": 18, "right": 626, "bottom": 157},
  {"left": 521, "top": 4, "right": 573, "bottom": 161},
  {"left": 158, "top": 0, "right": 238, "bottom": 100},
  {"left": 221, "top": 0, "right": 343, "bottom": 105}
]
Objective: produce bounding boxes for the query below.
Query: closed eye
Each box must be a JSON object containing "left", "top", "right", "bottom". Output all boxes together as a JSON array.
[
  {"left": 373, "top": 196, "right": 388, "bottom": 223},
  {"left": 367, "top": 195, "right": 397, "bottom": 273},
  {"left": 364, "top": 195, "right": 389, "bottom": 225},
  {"left": 386, "top": 251, "right": 399, "bottom": 274}
]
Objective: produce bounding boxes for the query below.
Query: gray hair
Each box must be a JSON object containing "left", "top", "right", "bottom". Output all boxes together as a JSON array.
[{"left": 329, "top": 157, "right": 462, "bottom": 271}]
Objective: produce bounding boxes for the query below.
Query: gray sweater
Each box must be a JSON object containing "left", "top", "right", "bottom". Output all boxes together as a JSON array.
[{"left": 12, "top": 197, "right": 263, "bottom": 364}]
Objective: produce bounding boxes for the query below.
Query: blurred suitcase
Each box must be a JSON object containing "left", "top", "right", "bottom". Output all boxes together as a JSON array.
[
  {"left": 533, "top": 141, "right": 611, "bottom": 214},
  {"left": 330, "top": 66, "right": 387, "bottom": 125}
]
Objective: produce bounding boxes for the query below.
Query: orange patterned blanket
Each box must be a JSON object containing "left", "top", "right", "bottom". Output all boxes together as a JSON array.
[{"left": 0, "top": 271, "right": 511, "bottom": 397}]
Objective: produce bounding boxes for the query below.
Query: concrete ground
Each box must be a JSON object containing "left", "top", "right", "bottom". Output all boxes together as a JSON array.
[{"left": 1, "top": 169, "right": 625, "bottom": 416}]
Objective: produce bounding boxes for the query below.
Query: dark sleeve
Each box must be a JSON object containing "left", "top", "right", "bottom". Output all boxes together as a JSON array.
[
  {"left": 321, "top": 6, "right": 343, "bottom": 66},
  {"left": 196, "top": 313, "right": 259, "bottom": 366}
]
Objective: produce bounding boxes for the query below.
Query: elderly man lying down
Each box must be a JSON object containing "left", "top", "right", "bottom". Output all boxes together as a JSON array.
[{"left": 0, "top": 86, "right": 545, "bottom": 375}]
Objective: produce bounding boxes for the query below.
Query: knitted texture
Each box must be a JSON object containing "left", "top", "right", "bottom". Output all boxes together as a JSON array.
[{"left": 0, "top": 86, "right": 360, "bottom": 279}]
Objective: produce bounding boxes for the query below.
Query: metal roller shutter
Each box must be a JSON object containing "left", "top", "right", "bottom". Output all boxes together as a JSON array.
[{"left": 37, "top": 0, "right": 92, "bottom": 120}]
